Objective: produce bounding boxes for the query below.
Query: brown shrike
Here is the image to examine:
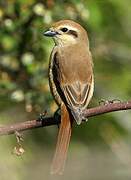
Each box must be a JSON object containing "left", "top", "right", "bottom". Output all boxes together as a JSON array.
[{"left": 43, "top": 20, "right": 94, "bottom": 174}]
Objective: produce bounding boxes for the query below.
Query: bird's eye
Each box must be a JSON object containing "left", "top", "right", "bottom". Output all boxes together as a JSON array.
[{"left": 60, "top": 27, "right": 68, "bottom": 32}]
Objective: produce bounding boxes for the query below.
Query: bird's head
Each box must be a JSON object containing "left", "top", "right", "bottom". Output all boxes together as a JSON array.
[{"left": 43, "top": 20, "right": 89, "bottom": 46}]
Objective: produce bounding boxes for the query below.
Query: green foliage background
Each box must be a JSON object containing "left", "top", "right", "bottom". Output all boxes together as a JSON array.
[{"left": 0, "top": 0, "right": 131, "bottom": 180}]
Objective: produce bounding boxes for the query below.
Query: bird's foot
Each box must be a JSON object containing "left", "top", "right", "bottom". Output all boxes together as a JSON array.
[{"left": 37, "top": 110, "right": 47, "bottom": 121}]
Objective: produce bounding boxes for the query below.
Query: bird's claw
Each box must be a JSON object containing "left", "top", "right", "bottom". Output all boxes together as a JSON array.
[{"left": 37, "top": 111, "right": 47, "bottom": 121}]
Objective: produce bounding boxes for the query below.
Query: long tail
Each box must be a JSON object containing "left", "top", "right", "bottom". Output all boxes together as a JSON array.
[{"left": 50, "top": 104, "right": 72, "bottom": 175}]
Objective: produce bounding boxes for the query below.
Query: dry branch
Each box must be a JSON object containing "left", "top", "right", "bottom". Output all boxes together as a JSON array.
[{"left": 0, "top": 101, "right": 131, "bottom": 136}]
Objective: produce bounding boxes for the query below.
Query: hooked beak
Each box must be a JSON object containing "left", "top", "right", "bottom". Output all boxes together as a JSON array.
[{"left": 43, "top": 30, "right": 58, "bottom": 37}]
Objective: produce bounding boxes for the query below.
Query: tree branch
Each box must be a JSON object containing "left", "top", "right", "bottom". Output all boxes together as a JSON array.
[{"left": 0, "top": 101, "right": 131, "bottom": 136}]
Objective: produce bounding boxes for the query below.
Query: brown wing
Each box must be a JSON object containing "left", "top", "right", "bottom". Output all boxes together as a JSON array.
[
  {"left": 61, "top": 80, "right": 92, "bottom": 109},
  {"left": 60, "top": 75, "right": 93, "bottom": 125}
]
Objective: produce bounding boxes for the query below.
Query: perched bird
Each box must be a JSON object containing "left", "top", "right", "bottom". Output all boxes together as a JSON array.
[{"left": 43, "top": 20, "right": 94, "bottom": 175}]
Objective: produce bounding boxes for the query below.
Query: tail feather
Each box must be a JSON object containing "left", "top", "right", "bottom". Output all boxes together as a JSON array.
[{"left": 50, "top": 104, "right": 72, "bottom": 175}]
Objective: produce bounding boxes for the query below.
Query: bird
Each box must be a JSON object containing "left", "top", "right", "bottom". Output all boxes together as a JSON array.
[{"left": 43, "top": 20, "right": 94, "bottom": 175}]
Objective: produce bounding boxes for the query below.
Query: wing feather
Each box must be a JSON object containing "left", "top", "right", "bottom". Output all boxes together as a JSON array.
[{"left": 61, "top": 78, "right": 92, "bottom": 109}]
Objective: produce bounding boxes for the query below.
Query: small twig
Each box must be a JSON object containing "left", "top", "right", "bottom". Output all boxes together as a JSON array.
[
  {"left": 0, "top": 101, "right": 131, "bottom": 136},
  {"left": 13, "top": 131, "right": 25, "bottom": 156},
  {"left": 0, "top": 117, "right": 59, "bottom": 136},
  {"left": 15, "top": 131, "right": 24, "bottom": 144}
]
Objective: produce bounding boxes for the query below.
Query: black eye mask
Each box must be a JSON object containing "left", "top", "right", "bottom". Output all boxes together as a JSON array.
[{"left": 68, "top": 30, "right": 78, "bottom": 38}]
